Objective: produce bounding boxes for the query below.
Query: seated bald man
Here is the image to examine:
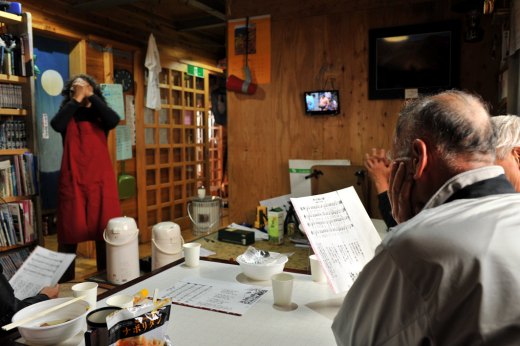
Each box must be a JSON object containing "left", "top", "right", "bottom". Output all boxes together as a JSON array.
[{"left": 332, "top": 90, "right": 520, "bottom": 345}]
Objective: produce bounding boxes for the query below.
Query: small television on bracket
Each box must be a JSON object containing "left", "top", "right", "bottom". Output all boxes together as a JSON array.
[
  {"left": 368, "top": 21, "right": 460, "bottom": 100},
  {"left": 304, "top": 90, "right": 340, "bottom": 115}
]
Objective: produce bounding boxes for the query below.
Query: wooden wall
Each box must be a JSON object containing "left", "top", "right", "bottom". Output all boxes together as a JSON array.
[{"left": 226, "top": 0, "right": 501, "bottom": 223}]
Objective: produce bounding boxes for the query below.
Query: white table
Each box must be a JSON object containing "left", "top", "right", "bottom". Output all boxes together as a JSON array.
[{"left": 98, "top": 260, "right": 346, "bottom": 346}]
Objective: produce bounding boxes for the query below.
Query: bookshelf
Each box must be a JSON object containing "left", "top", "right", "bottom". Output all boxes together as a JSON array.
[{"left": 0, "top": 11, "right": 40, "bottom": 269}]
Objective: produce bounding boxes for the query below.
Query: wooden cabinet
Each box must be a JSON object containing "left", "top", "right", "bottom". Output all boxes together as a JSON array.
[{"left": 0, "top": 11, "right": 41, "bottom": 271}]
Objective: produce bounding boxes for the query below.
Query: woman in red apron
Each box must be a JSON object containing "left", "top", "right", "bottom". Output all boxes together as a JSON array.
[{"left": 51, "top": 74, "right": 121, "bottom": 282}]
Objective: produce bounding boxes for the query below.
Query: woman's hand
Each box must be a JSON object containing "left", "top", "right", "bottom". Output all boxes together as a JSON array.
[{"left": 71, "top": 78, "right": 93, "bottom": 105}]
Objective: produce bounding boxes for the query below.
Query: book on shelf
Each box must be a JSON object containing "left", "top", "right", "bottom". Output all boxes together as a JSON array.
[
  {"left": 22, "top": 152, "right": 37, "bottom": 195},
  {"left": 0, "top": 119, "right": 27, "bottom": 150},
  {"left": 20, "top": 199, "right": 35, "bottom": 242},
  {"left": 0, "top": 153, "right": 38, "bottom": 197},
  {"left": 0, "top": 83, "right": 23, "bottom": 109},
  {"left": 0, "top": 209, "right": 7, "bottom": 247},
  {"left": 0, "top": 246, "right": 31, "bottom": 280},
  {"left": 0, "top": 200, "right": 36, "bottom": 247},
  {"left": 7, "top": 203, "right": 23, "bottom": 244},
  {"left": 0, "top": 159, "right": 12, "bottom": 197},
  {"left": 0, "top": 255, "right": 17, "bottom": 280},
  {"left": 0, "top": 204, "right": 15, "bottom": 246},
  {"left": 0, "top": 33, "right": 27, "bottom": 77},
  {"left": 13, "top": 154, "right": 21, "bottom": 194},
  {"left": 0, "top": 46, "right": 4, "bottom": 75}
]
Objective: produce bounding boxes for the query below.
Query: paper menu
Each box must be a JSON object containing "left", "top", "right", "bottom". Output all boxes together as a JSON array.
[
  {"left": 9, "top": 246, "right": 76, "bottom": 300},
  {"left": 290, "top": 187, "right": 381, "bottom": 294},
  {"left": 160, "top": 277, "right": 269, "bottom": 316}
]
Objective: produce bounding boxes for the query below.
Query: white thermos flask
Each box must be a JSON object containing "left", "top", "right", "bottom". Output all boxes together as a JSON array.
[
  {"left": 104, "top": 216, "right": 140, "bottom": 285},
  {"left": 151, "top": 221, "right": 184, "bottom": 271}
]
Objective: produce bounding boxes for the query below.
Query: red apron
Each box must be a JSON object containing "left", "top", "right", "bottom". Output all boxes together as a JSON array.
[{"left": 57, "top": 118, "right": 121, "bottom": 244}]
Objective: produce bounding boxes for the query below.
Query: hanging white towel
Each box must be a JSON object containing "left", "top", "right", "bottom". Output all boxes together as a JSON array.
[{"left": 145, "top": 33, "right": 162, "bottom": 110}]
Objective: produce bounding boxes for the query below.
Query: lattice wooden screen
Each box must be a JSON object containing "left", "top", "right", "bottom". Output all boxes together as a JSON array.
[{"left": 137, "top": 65, "right": 211, "bottom": 239}]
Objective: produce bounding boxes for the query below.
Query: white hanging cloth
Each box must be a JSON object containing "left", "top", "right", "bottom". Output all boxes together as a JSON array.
[{"left": 145, "top": 33, "right": 162, "bottom": 110}]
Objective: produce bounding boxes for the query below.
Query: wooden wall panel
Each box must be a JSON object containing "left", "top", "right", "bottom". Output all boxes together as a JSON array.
[{"left": 227, "top": 0, "right": 501, "bottom": 222}]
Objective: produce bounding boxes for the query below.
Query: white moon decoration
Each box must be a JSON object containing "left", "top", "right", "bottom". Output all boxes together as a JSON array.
[{"left": 41, "top": 70, "right": 64, "bottom": 96}]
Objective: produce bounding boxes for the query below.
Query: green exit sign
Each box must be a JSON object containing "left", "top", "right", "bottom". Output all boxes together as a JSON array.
[{"left": 187, "top": 65, "right": 204, "bottom": 77}]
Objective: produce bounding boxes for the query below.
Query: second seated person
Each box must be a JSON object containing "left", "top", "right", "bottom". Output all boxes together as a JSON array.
[{"left": 51, "top": 74, "right": 122, "bottom": 282}]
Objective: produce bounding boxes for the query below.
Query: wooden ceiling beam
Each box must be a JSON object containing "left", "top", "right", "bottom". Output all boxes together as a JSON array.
[
  {"left": 73, "top": 0, "right": 143, "bottom": 11},
  {"left": 181, "top": 0, "right": 226, "bottom": 21},
  {"left": 175, "top": 16, "right": 225, "bottom": 31},
  {"left": 23, "top": 1, "right": 223, "bottom": 59}
]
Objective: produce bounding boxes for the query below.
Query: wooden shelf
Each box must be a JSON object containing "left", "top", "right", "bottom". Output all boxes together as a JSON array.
[
  {"left": 0, "top": 108, "right": 28, "bottom": 116},
  {"left": 0, "top": 11, "right": 22, "bottom": 24},
  {"left": 1, "top": 196, "right": 33, "bottom": 203},
  {"left": 0, "top": 148, "right": 29, "bottom": 155},
  {"left": 0, "top": 74, "right": 27, "bottom": 84},
  {"left": 0, "top": 241, "right": 37, "bottom": 252}
]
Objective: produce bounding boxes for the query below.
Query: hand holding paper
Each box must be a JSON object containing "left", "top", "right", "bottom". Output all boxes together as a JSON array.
[{"left": 9, "top": 246, "right": 75, "bottom": 300}]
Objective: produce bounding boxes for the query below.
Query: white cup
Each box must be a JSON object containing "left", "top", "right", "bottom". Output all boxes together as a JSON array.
[
  {"left": 71, "top": 282, "right": 98, "bottom": 310},
  {"left": 183, "top": 243, "right": 201, "bottom": 267},
  {"left": 271, "top": 273, "right": 294, "bottom": 307},
  {"left": 309, "top": 254, "right": 326, "bottom": 282},
  {"left": 106, "top": 294, "right": 134, "bottom": 308}
]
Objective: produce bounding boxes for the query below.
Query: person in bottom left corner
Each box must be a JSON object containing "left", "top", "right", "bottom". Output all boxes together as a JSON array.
[
  {"left": 51, "top": 74, "right": 122, "bottom": 283},
  {"left": 0, "top": 263, "right": 59, "bottom": 328}
]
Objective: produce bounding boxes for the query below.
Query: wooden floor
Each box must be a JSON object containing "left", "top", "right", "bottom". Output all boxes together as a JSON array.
[{"left": 44, "top": 234, "right": 152, "bottom": 281}]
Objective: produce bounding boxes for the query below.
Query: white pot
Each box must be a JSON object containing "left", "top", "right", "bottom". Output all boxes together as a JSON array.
[
  {"left": 151, "top": 221, "right": 184, "bottom": 270},
  {"left": 103, "top": 216, "right": 139, "bottom": 285}
]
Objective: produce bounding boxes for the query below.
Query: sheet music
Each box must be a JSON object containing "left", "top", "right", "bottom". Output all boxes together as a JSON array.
[
  {"left": 291, "top": 187, "right": 381, "bottom": 293},
  {"left": 9, "top": 246, "right": 76, "bottom": 300},
  {"left": 160, "top": 277, "right": 269, "bottom": 316}
]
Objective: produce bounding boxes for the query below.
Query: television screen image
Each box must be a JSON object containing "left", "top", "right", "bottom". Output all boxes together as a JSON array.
[
  {"left": 304, "top": 90, "right": 340, "bottom": 115},
  {"left": 369, "top": 21, "right": 460, "bottom": 99}
]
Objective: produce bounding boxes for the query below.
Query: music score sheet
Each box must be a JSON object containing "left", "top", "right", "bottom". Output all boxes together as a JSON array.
[
  {"left": 291, "top": 187, "right": 381, "bottom": 294},
  {"left": 9, "top": 246, "right": 75, "bottom": 300}
]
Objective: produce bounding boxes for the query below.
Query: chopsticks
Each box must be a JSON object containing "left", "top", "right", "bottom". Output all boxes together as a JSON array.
[{"left": 1, "top": 295, "right": 86, "bottom": 331}]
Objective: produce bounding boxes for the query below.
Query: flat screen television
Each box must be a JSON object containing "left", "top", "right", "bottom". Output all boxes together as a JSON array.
[
  {"left": 369, "top": 21, "right": 460, "bottom": 99},
  {"left": 304, "top": 90, "right": 340, "bottom": 115}
]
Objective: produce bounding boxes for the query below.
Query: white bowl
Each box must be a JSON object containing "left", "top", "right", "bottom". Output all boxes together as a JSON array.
[
  {"left": 106, "top": 294, "right": 134, "bottom": 308},
  {"left": 236, "top": 254, "right": 288, "bottom": 281},
  {"left": 12, "top": 297, "right": 90, "bottom": 345}
]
